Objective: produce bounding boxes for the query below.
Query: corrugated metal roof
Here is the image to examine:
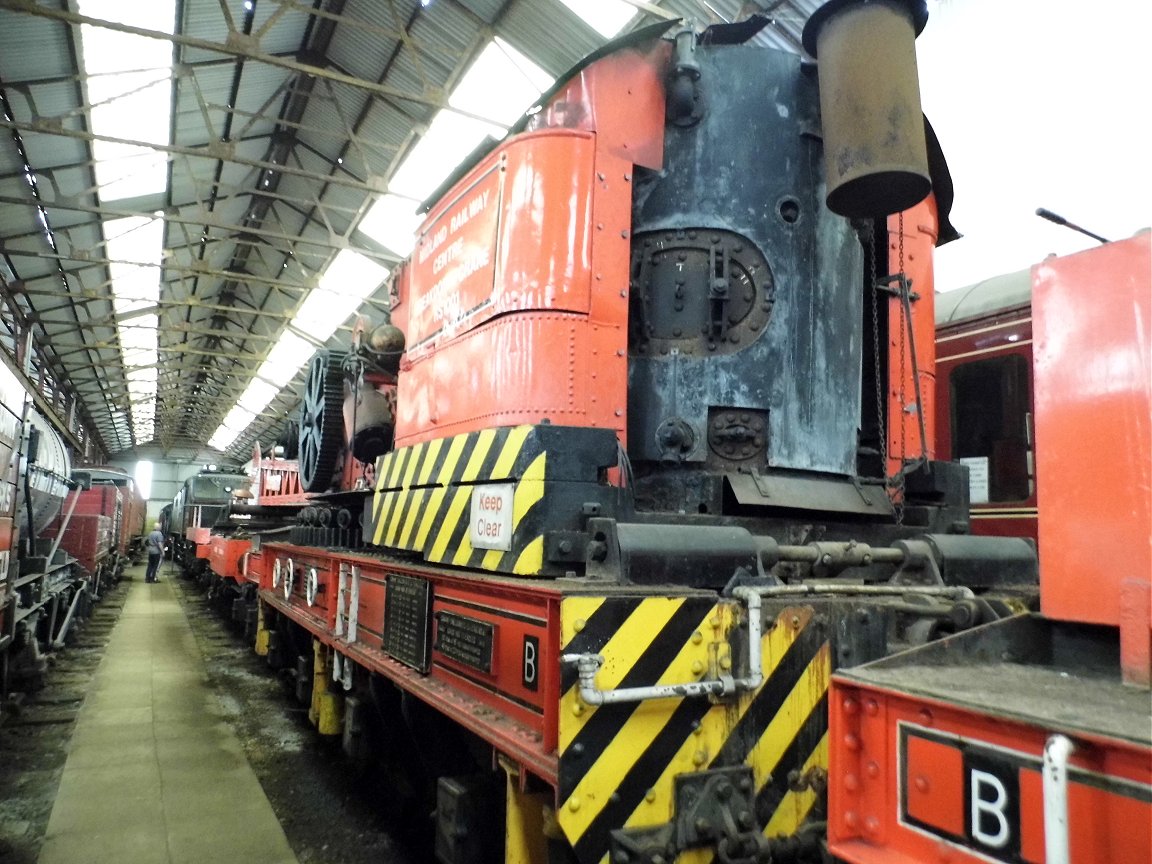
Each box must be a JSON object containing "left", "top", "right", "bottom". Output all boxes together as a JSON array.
[
  {"left": 327, "top": 10, "right": 402, "bottom": 83},
  {"left": 0, "top": 13, "right": 75, "bottom": 82},
  {"left": 2, "top": 0, "right": 834, "bottom": 459}
]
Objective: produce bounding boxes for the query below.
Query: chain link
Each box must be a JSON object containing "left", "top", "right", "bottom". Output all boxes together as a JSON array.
[
  {"left": 895, "top": 213, "right": 907, "bottom": 525},
  {"left": 869, "top": 221, "right": 886, "bottom": 485}
]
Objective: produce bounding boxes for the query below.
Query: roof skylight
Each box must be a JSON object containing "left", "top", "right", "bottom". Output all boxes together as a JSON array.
[
  {"left": 556, "top": 0, "right": 637, "bottom": 38},
  {"left": 207, "top": 251, "right": 390, "bottom": 454},
  {"left": 104, "top": 215, "right": 164, "bottom": 446},
  {"left": 448, "top": 38, "right": 553, "bottom": 127},
  {"left": 78, "top": 0, "right": 176, "bottom": 203},
  {"left": 387, "top": 109, "right": 505, "bottom": 202},
  {"left": 358, "top": 194, "right": 423, "bottom": 258},
  {"left": 292, "top": 250, "right": 390, "bottom": 342}
]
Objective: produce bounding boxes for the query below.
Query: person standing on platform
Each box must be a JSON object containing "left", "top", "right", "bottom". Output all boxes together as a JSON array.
[{"left": 145, "top": 523, "right": 165, "bottom": 583}]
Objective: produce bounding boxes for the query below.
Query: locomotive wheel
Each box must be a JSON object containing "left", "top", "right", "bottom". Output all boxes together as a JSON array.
[{"left": 299, "top": 351, "right": 347, "bottom": 492}]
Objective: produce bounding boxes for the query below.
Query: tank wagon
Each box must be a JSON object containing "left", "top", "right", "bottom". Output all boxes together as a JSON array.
[
  {"left": 0, "top": 363, "right": 93, "bottom": 690},
  {"left": 221, "top": 5, "right": 1052, "bottom": 862}
]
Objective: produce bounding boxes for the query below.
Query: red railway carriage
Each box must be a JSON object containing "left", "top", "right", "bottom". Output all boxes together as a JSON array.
[
  {"left": 935, "top": 270, "right": 1036, "bottom": 541},
  {"left": 830, "top": 233, "right": 1152, "bottom": 864}
]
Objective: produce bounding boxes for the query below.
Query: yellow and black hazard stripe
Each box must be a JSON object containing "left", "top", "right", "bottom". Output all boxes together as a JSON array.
[
  {"left": 556, "top": 596, "right": 831, "bottom": 864},
  {"left": 368, "top": 424, "right": 617, "bottom": 576}
]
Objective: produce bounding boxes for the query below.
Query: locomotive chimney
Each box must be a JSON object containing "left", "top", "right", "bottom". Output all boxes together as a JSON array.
[{"left": 802, "top": 0, "right": 931, "bottom": 217}]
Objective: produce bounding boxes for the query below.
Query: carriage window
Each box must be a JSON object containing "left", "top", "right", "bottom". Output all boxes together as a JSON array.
[{"left": 950, "top": 356, "right": 1032, "bottom": 503}]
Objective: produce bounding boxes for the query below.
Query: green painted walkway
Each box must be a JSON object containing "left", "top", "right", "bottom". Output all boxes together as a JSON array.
[{"left": 38, "top": 566, "right": 297, "bottom": 864}]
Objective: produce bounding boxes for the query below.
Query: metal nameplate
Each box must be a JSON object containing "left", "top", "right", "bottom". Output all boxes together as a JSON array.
[
  {"left": 383, "top": 574, "right": 432, "bottom": 673},
  {"left": 434, "top": 611, "right": 495, "bottom": 675}
]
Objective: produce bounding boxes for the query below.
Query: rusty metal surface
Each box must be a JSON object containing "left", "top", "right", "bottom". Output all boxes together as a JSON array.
[{"left": 804, "top": 0, "right": 930, "bottom": 217}]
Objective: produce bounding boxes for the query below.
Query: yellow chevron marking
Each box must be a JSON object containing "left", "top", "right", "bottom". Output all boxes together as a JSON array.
[
  {"left": 460, "top": 428, "right": 497, "bottom": 481},
  {"left": 605, "top": 606, "right": 812, "bottom": 845},
  {"left": 411, "top": 435, "right": 469, "bottom": 552},
  {"left": 560, "top": 598, "right": 714, "bottom": 841},
  {"left": 511, "top": 536, "right": 544, "bottom": 574},
  {"left": 451, "top": 521, "right": 476, "bottom": 566},
  {"left": 514, "top": 455, "right": 546, "bottom": 524},
  {"left": 561, "top": 597, "right": 606, "bottom": 645},
  {"left": 437, "top": 434, "right": 470, "bottom": 484},
  {"left": 373, "top": 448, "right": 412, "bottom": 536},
  {"left": 372, "top": 491, "right": 396, "bottom": 545},
  {"left": 400, "top": 441, "right": 425, "bottom": 489},
  {"left": 375, "top": 452, "right": 394, "bottom": 492},
  {"left": 748, "top": 641, "right": 831, "bottom": 816},
  {"left": 481, "top": 547, "right": 504, "bottom": 571},
  {"left": 763, "top": 731, "right": 829, "bottom": 837},
  {"left": 372, "top": 451, "right": 394, "bottom": 520},
  {"left": 559, "top": 598, "right": 684, "bottom": 751},
  {"left": 429, "top": 430, "right": 496, "bottom": 562},
  {"left": 381, "top": 444, "right": 425, "bottom": 546},
  {"left": 415, "top": 437, "right": 444, "bottom": 486},
  {"left": 385, "top": 489, "right": 413, "bottom": 546},
  {"left": 397, "top": 488, "right": 429, "bottom": 549},
  {"left": 430, "top": 488, "right": 470, "bottom": 562},
  {"left": 491, "top": 425, "right": 531, "bottom": 479},
  {"left": 386, "top": 444, "right": 411, "bottom": 488},
  {"left": 414, "top": 486, "right": 448, "bottom": 551}
]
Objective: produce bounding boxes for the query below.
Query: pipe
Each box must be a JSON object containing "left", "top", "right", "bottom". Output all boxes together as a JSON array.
[
  {"left": 51, "top": 583, "right": 88, "bottom": 650},
  {"left": 562, "top": 582, "right": 973, "bottom": 706},
  {"left": 747, "top": 583, "right": 973, "bottom": 600},
  {"left": 1043, "top": 734, "right": 1075, "bottom": 864},
  {"left": 562, "top": 588, "right": 766, "bottom": 706}
]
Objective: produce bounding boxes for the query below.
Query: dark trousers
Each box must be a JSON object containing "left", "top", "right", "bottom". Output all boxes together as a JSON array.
[{"left": 145, "top": 553, "right": 162, "bottom": 582}]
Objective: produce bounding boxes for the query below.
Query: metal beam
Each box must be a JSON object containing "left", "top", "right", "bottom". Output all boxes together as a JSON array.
[{"left": 0, "top": 1, "right": 454, "bottom": 110}]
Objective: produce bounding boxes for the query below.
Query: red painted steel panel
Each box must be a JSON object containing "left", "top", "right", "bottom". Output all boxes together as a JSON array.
[
  {"left": 392, "top": 131, "right": 633, "bottom": 449},
  {"left": 51, "top": 514, "right": 112, "bottom": 575},
  {"left": 1033, "top": 234, "right": 1151, "bottom": 640},
  {"left": 208, "top": 536, "right": 252, "bottom": 583},
  {"left": 887, "top": 200, "right": 939, "bottom": 476},
  {"left": 254, "top": 542, "right": 562, "bottom": 781},
  {"left": 829, "top": 681, "right": 1152, "bottom": 864}
]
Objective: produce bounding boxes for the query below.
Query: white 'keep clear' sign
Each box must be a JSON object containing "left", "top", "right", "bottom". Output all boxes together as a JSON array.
[{"left": 470, "top": 483, "right": 514, "bottom": 551}]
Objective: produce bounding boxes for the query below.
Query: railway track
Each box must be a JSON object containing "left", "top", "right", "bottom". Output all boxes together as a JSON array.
[{"left": 0, "top": 585, "right": 129, "bottom": 864}]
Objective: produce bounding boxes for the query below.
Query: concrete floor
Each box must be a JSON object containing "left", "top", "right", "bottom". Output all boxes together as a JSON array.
[{"left": 37, "top": 566, "right": 298, "bottom": 864}]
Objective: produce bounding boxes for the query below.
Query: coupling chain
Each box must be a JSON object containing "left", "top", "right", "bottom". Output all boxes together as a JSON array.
[{"left": 895, "top": 214, "right": 907, "bottom": 525}]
